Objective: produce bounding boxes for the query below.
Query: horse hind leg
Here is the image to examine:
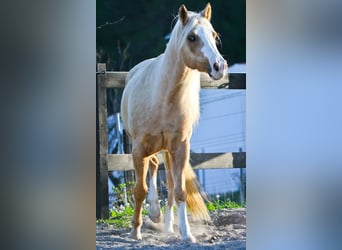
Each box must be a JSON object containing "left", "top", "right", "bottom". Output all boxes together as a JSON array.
[
  {"left": 130, "top": 147, "right": 149, "bottom": 240},
  {"left": 147, "top": 154, "right": 163, "bottom": 223}
]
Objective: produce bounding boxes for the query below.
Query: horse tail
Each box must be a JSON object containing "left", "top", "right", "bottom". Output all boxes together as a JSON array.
[
  {"left": 162, "top": 151, "right": 210, "bottom": 221},
  {"left": 184, "top": 163, "right": 210, "bottom": 222}
]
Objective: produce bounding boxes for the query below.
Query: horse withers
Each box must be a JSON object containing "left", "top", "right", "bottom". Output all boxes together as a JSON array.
[{"left": 121, "top": 3, "right": 227, "bottom": 242}]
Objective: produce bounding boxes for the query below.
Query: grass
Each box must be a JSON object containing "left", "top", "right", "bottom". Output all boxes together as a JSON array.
[
  {"left": 206, "top": 199, "right": 246, "bottom": 212},
  {"left": 96, "top": 205, "right": 149, "bottom": 228}
]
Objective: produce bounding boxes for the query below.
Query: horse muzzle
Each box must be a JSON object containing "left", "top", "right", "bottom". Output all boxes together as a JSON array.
[{"left": 209, "top": 59, "right": 227, "bottom": 80}]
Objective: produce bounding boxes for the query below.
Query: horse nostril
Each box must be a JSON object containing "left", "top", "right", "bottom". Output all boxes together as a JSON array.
[{"left": 213, "top": 62, "right": 219, "bottom": 72}]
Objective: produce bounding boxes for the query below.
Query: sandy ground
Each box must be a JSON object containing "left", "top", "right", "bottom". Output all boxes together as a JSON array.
[{"left": 96, "top": 208, "right": 246, "bottom": 250}]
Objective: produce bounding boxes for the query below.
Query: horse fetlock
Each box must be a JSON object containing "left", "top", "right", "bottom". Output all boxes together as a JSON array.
[{"left": 131, "top": 217, "right": 143, "bottom": 228}]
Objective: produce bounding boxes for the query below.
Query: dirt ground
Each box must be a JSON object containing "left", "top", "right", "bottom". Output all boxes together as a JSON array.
[{"left": 96, "top": 208, "right": 246, "bottom": 250}]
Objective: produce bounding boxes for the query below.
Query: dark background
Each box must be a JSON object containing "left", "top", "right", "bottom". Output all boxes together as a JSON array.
[{"left": 96, "top": 0, "right": 246, "bottom": 71}]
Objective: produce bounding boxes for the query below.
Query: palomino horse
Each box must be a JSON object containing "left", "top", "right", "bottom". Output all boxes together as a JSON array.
[{"left": 121, "top": 3, "right": 227, "bottom": 242}]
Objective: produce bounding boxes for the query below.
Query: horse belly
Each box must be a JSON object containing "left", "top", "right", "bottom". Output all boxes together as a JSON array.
[{"left": 121, "top": 62, "right": 159, "bottom": 136}]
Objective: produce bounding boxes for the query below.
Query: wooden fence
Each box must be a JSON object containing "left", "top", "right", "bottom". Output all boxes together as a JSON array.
[{"left": 96, "top": 63, "right": 246, "bottom": 219}]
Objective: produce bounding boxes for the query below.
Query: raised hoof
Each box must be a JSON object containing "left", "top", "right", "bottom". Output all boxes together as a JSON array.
[{"left": 148, "top": 211, "right": 163, "bottom": 223}]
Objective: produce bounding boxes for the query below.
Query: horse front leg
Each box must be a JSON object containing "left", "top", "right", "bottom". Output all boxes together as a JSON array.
[
  {"left": 163, "top": 151, "right": 175, "bottom": 233},
  {"left": 130, "top": 147, "right": 149, "bottom": 240},
  {"left": 147, "top": 154, "right": 162, "bottom": 223},
  {"left": 171, "top": 140, "right": 196, "bottom": 243}
]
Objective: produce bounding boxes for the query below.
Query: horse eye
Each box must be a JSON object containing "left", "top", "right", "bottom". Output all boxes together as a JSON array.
[{"left": 187, "top": 35, "right": 196, "bottom": 42}]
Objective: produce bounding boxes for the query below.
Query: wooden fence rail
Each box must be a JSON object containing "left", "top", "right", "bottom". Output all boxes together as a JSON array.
[{"left": 96, "top": 63, "right": 246, "bottom": 219}]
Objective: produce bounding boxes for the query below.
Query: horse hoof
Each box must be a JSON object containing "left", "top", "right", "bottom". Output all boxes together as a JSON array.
[
  {"left": 148, "top": 211, "right": 162, "bottom": 223},
  {"left": 129, "top": 230, "right": 142, "bottom": 241},
  {"left": 182, "top": 234, "right": 196, "bottom": 243},
  {"left": 148, "top": 214, "right": 163, "bottom": 223}
]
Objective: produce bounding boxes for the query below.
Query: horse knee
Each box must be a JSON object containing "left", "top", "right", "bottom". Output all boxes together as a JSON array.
[
  {"left": 133, "top": 184, "right": 148, "bottom": 202},
  {"left": 174, "top": 187, "right": 186, "bottom": 204}
]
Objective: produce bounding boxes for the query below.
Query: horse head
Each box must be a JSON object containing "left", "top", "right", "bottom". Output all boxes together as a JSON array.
[{"left": 177, "top": 3, "right": 227, "bottom": 80}]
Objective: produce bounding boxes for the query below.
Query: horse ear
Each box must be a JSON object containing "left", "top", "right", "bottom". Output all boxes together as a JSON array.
[
  {"left": 201, "top": 3, "right": 212, "bottom": 21},
  {"left": 179, "top": 4, "right": 189, "bottom": 25}
]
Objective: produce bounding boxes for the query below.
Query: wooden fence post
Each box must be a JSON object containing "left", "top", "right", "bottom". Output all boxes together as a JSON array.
[{"left": 96, "top": 63, "right": 109, "bottom": 219}]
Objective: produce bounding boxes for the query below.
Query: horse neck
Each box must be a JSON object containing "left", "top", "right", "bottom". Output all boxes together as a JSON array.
[
  {"left": 157, "top": 43, "right": 200, "bottom": 128},
  {"left": 161, "top": 43, "right": 200, "bottom": 98}
]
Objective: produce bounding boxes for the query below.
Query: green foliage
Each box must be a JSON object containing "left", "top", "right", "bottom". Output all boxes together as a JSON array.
[
  {"left": 108, "top": 206, "right": 134, "bottom": 228},
  {"left": 107, "top": 181, "right": 149, "bottom": 228},
  {"left": 112, "top": 181, "right": 135, "bottom": 208},
  {"left": 207, "top": 198, "right": 246, "bottom": 212}
]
